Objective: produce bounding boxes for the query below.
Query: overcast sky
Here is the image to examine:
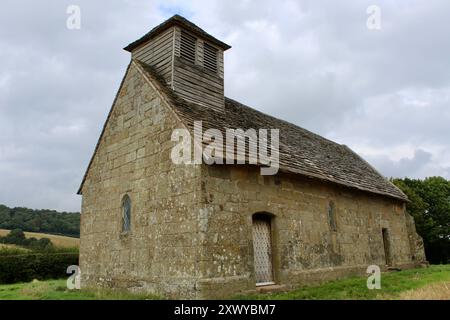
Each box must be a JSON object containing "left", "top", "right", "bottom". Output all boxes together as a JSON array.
[{"left": 1, "top": 0, "right": 449, "bottom": 212}]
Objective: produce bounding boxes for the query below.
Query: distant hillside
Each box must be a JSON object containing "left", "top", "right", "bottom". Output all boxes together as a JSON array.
[
  {"left": 0, "top": 205, "right": 80, "bottom": 237},
  {"left": 0, "top": 229, "right": 79, "bottom": 247}
]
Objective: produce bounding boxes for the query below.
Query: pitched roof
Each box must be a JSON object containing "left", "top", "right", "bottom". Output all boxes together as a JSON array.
[
  {"left": 124, "top": 14, "right": 231, "bottom": 52},
  {"left": 135, "top": 60, "right": 408, "bottom": 202}
]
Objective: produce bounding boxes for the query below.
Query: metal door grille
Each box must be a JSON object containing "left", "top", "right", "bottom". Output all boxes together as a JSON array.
[{"left": 252, "top": 218, "right": 274, "bottom": 285}]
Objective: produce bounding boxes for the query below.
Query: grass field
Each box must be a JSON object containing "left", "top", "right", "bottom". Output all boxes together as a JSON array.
[
  {"left": 0, "top": 280, "right": 160, "bottom": 300},
  {"left": 398, "top": 281, "right": 450, "bottom": 299},
  {"left": 0, "top": 265, "right": 448, "bottom": 300},
  {"left": 0, "top": 229, "right": 79, "bottom": 248},
  {"left": 237, "top": 265, "right": 450, "bottom": 300},
  {"left": 0, "top": 244, "right": 30, "bottom": 251}
]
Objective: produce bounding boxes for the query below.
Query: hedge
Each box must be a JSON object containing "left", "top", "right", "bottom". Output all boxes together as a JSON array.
[{"left": 0, "top": 252, "right": 79, "bottom": 284}]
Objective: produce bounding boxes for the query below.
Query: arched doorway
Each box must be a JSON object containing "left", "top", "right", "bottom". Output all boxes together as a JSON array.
[{"left": 252, "top": 213, "right": 274, "bottom": 286}]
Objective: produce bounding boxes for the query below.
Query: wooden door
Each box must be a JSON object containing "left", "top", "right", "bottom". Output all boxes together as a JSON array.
[{"left": 252, "top": 218, "right": 274, "bottom": 285}]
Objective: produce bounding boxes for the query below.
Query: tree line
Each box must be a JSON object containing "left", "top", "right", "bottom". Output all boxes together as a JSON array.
[
  {"left": 0, "top": 204, "right": 80, "bottom": 237},
  {"left": 392, "top": 177, "right": 450, "bottom": 264}
]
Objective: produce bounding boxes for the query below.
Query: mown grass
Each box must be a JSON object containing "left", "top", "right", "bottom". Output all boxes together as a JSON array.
[
  {"left": 236, "top": 265, "right": 450, "bottom": 300},
  {"left": 0, "top": 279, "right": 161, "bottom": 300}
]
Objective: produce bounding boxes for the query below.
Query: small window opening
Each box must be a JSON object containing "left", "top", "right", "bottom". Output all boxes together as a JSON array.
[{"left": 122, "top": 195, "right": 131, "bottom": 232}]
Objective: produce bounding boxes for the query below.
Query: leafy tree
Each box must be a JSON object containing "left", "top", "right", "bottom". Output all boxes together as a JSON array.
[
  {"left": 36, "top": 238, "right": 53, "bottom": 250},
  {"left": 392, "top": 177, "right": 450, "bottom": 264},
  {"left": 4, "top": 229, "right": 26, "bottom": 245}
]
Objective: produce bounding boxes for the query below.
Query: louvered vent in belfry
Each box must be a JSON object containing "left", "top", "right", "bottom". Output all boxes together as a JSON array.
[
  {"left": 180, "top": 31, "right": 196, "bottom": 64},
  {"left": 203, "top": 42, "right": 218, "bottom": 73}
]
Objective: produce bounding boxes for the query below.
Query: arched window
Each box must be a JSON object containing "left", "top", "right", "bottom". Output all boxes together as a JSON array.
[{"left": 122, "top": 195, "right": 131, "bottom": 232}]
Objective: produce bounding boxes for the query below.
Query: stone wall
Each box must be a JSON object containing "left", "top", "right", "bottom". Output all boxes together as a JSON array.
[
  {"left": 198, "top": 164, "right": 425, "bottom": 298},
  {"left": 79, "top": 62, "right": 202, "bottom": 299},
  {"left": 405, "top": 213, "right": 427, "bottom": 263}
]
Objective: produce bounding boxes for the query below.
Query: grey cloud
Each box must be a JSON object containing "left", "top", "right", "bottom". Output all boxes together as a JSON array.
[{"left": 364, "top": 149, "right": 450, "bottom": 179}]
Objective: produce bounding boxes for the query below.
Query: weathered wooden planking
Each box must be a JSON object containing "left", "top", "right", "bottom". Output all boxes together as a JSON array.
[
  {"left": 132, "top": 27, "right": 173, "bottom": 55},
  {"left": 173, "top": 81, "right": 224, "bottom": 107},
  {"left": 131, "top": 24, "right": 226, "bottom": 111},
  {"left": 134, "top": 39, "right": 173, "bottom": 63},
  {"left": 176, "top": 91, "right": 224, "bottom": 113},
  {"left": 132, "top": 27, "right": 175, "bottom": 84},
  {"left": 173, "top": 65, "right": 224, "bottom": 105},
  {"left": 135, "top": 41, "right": 173, "bottom": 62},
  {"left": 173, "top": 78, "right": 223, "bottom": 103},
  {"left": 174, "top": 67, "right": 223, "bottom": 93},
  {"left": 174, "top": 58, "right": 223, "bottom": 84}
]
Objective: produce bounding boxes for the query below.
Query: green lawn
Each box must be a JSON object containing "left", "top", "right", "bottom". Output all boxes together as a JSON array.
[
  {"left": 0, "top": 265, "right": 448, "bottom": 300},
  {"left": 236, "top": 265, "right": 450, "bottom": 300},
  {"left": 0, "top": 280, "right": 161, "bottom": 300}
]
